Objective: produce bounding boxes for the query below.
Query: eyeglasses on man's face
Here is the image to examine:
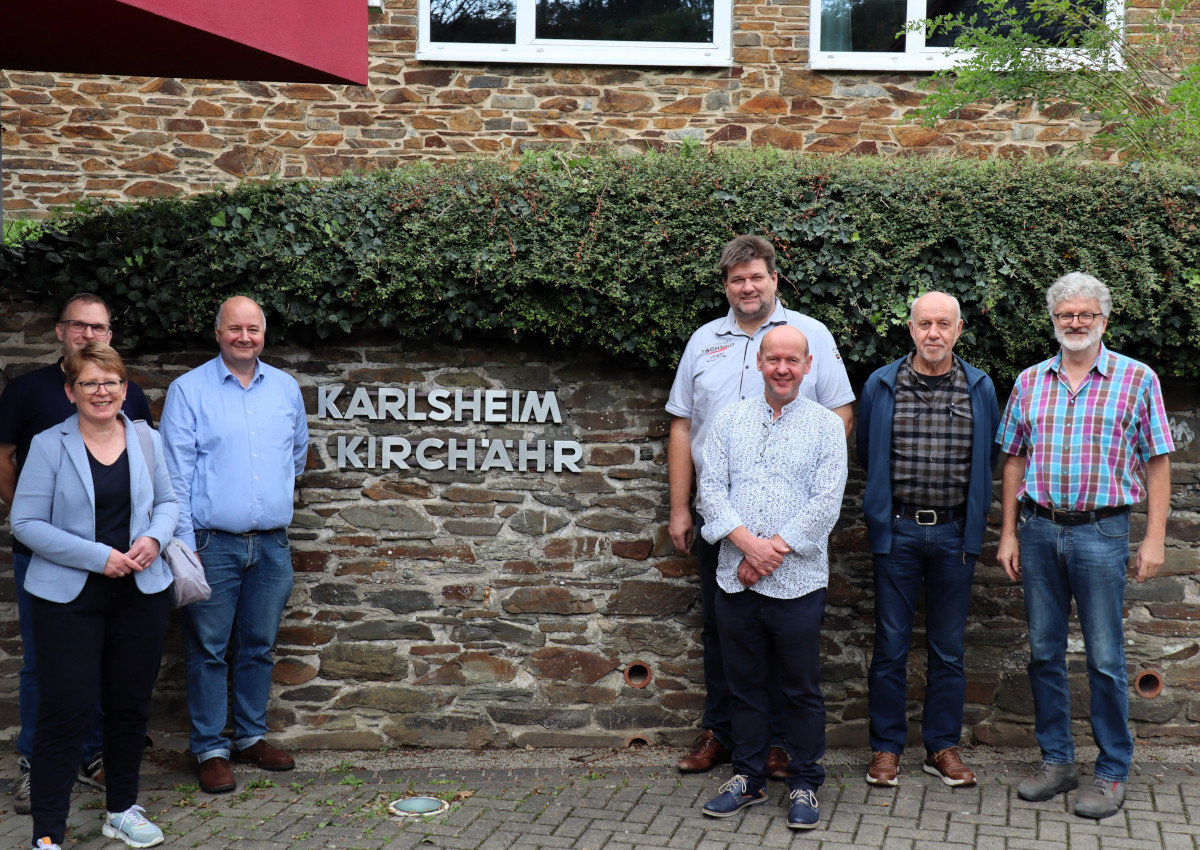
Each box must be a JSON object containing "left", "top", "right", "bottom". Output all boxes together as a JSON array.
[
  {"left": 75, "top": 380, "right": 124, "bottom": 395},
  {"left": 1052, "top": 312, "right": 1100, "bottom": 327},
  {"left": 58, "top": 319, "right": 113, "bottom": 336}
]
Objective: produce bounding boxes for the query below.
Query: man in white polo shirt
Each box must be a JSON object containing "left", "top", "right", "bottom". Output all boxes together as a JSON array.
[{"left": 667, "top": 234, "right": 855, "bottom": 779}]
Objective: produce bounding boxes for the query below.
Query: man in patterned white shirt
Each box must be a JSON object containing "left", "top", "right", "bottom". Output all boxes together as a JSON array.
[
  {"left": 667, "top": 234, "right": 854, "bottom": 780},
  {"left": 697, "top": 325, "right": 848, "bottom": 830}
]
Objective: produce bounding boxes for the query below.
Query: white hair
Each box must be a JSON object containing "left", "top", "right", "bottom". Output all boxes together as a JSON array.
[{"left": 1045, "top": 272, "right": 1112, "bottom": 318}]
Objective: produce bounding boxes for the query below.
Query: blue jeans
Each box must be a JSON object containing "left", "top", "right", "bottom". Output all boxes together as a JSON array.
[
  {"left": 13, "top": 552, "right": 103, "bottom": 763},
  {"left": 716, "top": 586, "right": 826, "bottom": 793},
  {"left": 868, "top": 517, "right": 976, "bottom": 754},
  {"left": 1018, "top": 507, "right": 1132, "bottom": 782},
  {"left": 182, "top": 529, "right": 293, "bottom": 761},
  {"left": 696, "top": 515, "right": 786, "bottom": 750}
]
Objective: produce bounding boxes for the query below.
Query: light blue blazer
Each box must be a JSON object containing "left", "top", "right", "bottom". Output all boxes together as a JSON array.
[{"left": 11, "top": 413, "right": 178, "bottom": 603}]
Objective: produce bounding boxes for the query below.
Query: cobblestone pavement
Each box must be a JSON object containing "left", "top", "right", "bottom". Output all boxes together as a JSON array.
[{"left": 0, "top": 747, "right": 1197, "bottom": 850}]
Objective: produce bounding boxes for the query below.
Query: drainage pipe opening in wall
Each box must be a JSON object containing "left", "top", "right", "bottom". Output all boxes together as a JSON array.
[
  {"left": 624, "top": 661, "right": 653, "bottom": 689},
  {"left": 626, "top": 735, "right": 650, "bottom": 748},
  {"left": 1134, "top": 668, "right": 1164, "bottom": 699}
]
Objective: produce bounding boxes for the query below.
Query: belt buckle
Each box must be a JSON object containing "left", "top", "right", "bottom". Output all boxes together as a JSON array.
[{"left": 915, "top": 509, "right": 937, "bottom": 526}]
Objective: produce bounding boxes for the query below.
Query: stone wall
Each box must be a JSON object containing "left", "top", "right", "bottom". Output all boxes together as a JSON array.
[
  {"left": 1, "top": 295, "right": 1199, "bottom": 751},
  {"left": 1, "top": 0, "right": 1123, "bottom": 217}
]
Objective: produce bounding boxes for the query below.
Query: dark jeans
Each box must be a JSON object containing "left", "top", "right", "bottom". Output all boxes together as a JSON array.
[
  {"left": 697, "top": 515, "right": 786, "bottom": 749},
  {"left": 716, "top": 586, "right": 827, "bottom": 793},
  {"left": 867, "top": 516, "right": 976, "bottom": 755},
  {"left": 13, "top": 551, "right": 104, "bottom": 763},
  {"left": 31, "top": 572, "right": 170, "bottom": 844}
]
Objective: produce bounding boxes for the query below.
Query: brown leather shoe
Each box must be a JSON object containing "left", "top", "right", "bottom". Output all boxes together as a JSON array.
[
  {"left": 923, "top": 747, "right": 976, "bottom": 787},
  {"left": 677, "top": 730, "right": 731, "bottom": 774},
  {"left": 866, "top": 750, "right": 900, "bottom": 786},
  {"left": 767, "top": 747, "right": 790, "bottom": 781},
  {"left": 198, "top": 756, "right": 236, "bottom": 794},
  {"left": 232, "top": 740, "right": 296, "bottom": 772}
]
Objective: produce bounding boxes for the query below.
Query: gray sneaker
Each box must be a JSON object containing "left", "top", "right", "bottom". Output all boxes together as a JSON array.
[
  {"left": 103, "top": 805, "right": 164, "bottom": 848},
  {"left": 1074, "top": 777, "right": 1126, "bottom": 819},
  {"left": 14, "top": 757, "right": 31, "bottom": 815},
  {"left": 1017, "top": 762, "right": 1079, "bottom": 802}
]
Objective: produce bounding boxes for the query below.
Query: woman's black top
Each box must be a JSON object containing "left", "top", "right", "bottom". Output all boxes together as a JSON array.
[{"left": 86, "top": 447, "right": 132, "bottom": 552}]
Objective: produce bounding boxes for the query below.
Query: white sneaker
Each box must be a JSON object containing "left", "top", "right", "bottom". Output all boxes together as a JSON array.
[
  {"left": 34, "top": 838, "right": 61, "bottom": 850},
  {"left": 102, "top": 805, "right": 164, "bottom": 848}
]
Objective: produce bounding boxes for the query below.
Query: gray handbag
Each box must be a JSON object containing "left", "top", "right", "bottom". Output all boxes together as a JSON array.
[{"left": 133, "top": 420, "right": 212, "bottom": 607}]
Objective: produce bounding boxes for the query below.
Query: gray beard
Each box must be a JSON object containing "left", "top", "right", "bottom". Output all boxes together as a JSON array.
[{"left": 1055, "top": 325, "right": 1102, "bottom": 351}]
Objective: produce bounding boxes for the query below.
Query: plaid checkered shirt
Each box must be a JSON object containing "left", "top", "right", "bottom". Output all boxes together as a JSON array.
[
  {"left": 996, "top": 343, "right": 1174, "bottom": 510},
  {"left": 890, "top": 353, "right": 974, "bottom": 508}
]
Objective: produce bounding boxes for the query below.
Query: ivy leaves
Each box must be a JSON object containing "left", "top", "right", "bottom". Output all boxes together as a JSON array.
[{"left": 2, "top": 151, "right": 1198, "bottom": 383}]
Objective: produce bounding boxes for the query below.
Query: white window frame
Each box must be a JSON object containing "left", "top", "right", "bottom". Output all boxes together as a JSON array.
[
  {"left": 808, "top": 0, "right": 1124, "bottom": 72},
  {"left": 417, "top": 0, "right": 733, "bottom": 66}
]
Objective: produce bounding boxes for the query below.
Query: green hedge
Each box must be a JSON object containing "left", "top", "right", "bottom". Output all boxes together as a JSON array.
[{"left": 3, "top": 150, "right": 1199, "bottom": 383}]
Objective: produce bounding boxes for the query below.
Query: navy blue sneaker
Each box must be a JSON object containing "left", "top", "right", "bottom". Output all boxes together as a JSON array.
[
  {"left": 787, "top": 788, "right": 819, "bottom": 829},
  {"left": 701, "top": 775, "right": 768, "bottom": 818}
]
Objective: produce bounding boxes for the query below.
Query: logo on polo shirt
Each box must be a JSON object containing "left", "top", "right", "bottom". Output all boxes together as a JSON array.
[{"left": 702, "top": 343, "right": 733, "bottom": 359}]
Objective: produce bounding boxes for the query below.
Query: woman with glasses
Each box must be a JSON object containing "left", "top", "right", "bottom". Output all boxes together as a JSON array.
[{"left": 11, "top": 342, "right": 176, "bottom": 850}]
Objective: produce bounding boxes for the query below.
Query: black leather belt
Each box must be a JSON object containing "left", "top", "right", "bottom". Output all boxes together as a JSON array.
[
  {"left": 1029, "top": 503, "right": 1129, "bottom": 526},
  {"left": 895, "top": 503, "right": 965, "bottom": 526}
]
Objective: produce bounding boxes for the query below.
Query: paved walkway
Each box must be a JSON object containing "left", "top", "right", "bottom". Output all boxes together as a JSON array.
[{"left": 1, "top": 747, "right": 1197, "bottom": 850}]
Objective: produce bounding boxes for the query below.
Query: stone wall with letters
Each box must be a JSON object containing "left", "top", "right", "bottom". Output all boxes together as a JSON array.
[{"left": 1, "top": 294, "right": 1199, "bottom": 750}]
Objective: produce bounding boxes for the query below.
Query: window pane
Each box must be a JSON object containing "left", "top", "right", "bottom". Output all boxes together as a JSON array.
[
  {"left": 431, "top": 0, "right": 516, "bottom": 43},
  {"left": 820, "top": 0, "right": 907, "bottom": 52},
  {"left": 925, "top": 0, "right": 1105, "bottom": 47},
  {"left": 536, "top": 0, "right": 714, "bottom": 42}
]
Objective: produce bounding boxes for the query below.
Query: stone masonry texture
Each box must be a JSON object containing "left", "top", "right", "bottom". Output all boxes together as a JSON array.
[
  {"left": 0, "top": 0, "right": 1150, "bottom": 216},
  {"left": 0, "top": 295, "right": 1198, "bottom": 751}
]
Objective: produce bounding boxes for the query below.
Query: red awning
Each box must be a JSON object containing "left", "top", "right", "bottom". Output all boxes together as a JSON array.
[{"left": 4, "top": 0, "right": 367, "bottom": 85}]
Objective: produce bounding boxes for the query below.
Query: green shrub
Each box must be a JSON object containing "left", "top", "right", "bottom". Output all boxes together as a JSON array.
[{"left": 2, "top": 150, "right": 1198, "bottom": 383}]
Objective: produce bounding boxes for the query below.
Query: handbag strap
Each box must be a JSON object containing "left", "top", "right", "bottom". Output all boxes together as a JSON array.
[{"left": 132, "top": 419, "right": 156, "bottom": 489}]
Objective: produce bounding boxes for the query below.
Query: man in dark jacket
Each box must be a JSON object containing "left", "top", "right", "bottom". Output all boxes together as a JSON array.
[{"left": 856, "top": 292, "right": 999, "bottom": 788}]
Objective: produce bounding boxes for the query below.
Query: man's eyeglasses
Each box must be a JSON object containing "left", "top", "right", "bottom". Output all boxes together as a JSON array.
[
  {"left": 1052, "top": 312, "right": 1100, "bottom": 326},
  {"left": 58, "top": 320, "right": 112, "bottom": 335},
  {"left": 75, "top": 380, "right": 124, "bottom": 395}
]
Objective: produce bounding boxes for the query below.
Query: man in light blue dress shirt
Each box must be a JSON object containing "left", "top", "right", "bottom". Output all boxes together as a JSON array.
[{"left": 160, "top": 296, "right": 308, "bottom": 795}]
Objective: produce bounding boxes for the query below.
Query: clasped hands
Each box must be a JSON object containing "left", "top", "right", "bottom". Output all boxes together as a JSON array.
[
  {"left": 103, "top": 536, "right": 161, "bottom": 579},
  {"left": 731, "top": 529, "right": 791, "bottom": 586}
]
